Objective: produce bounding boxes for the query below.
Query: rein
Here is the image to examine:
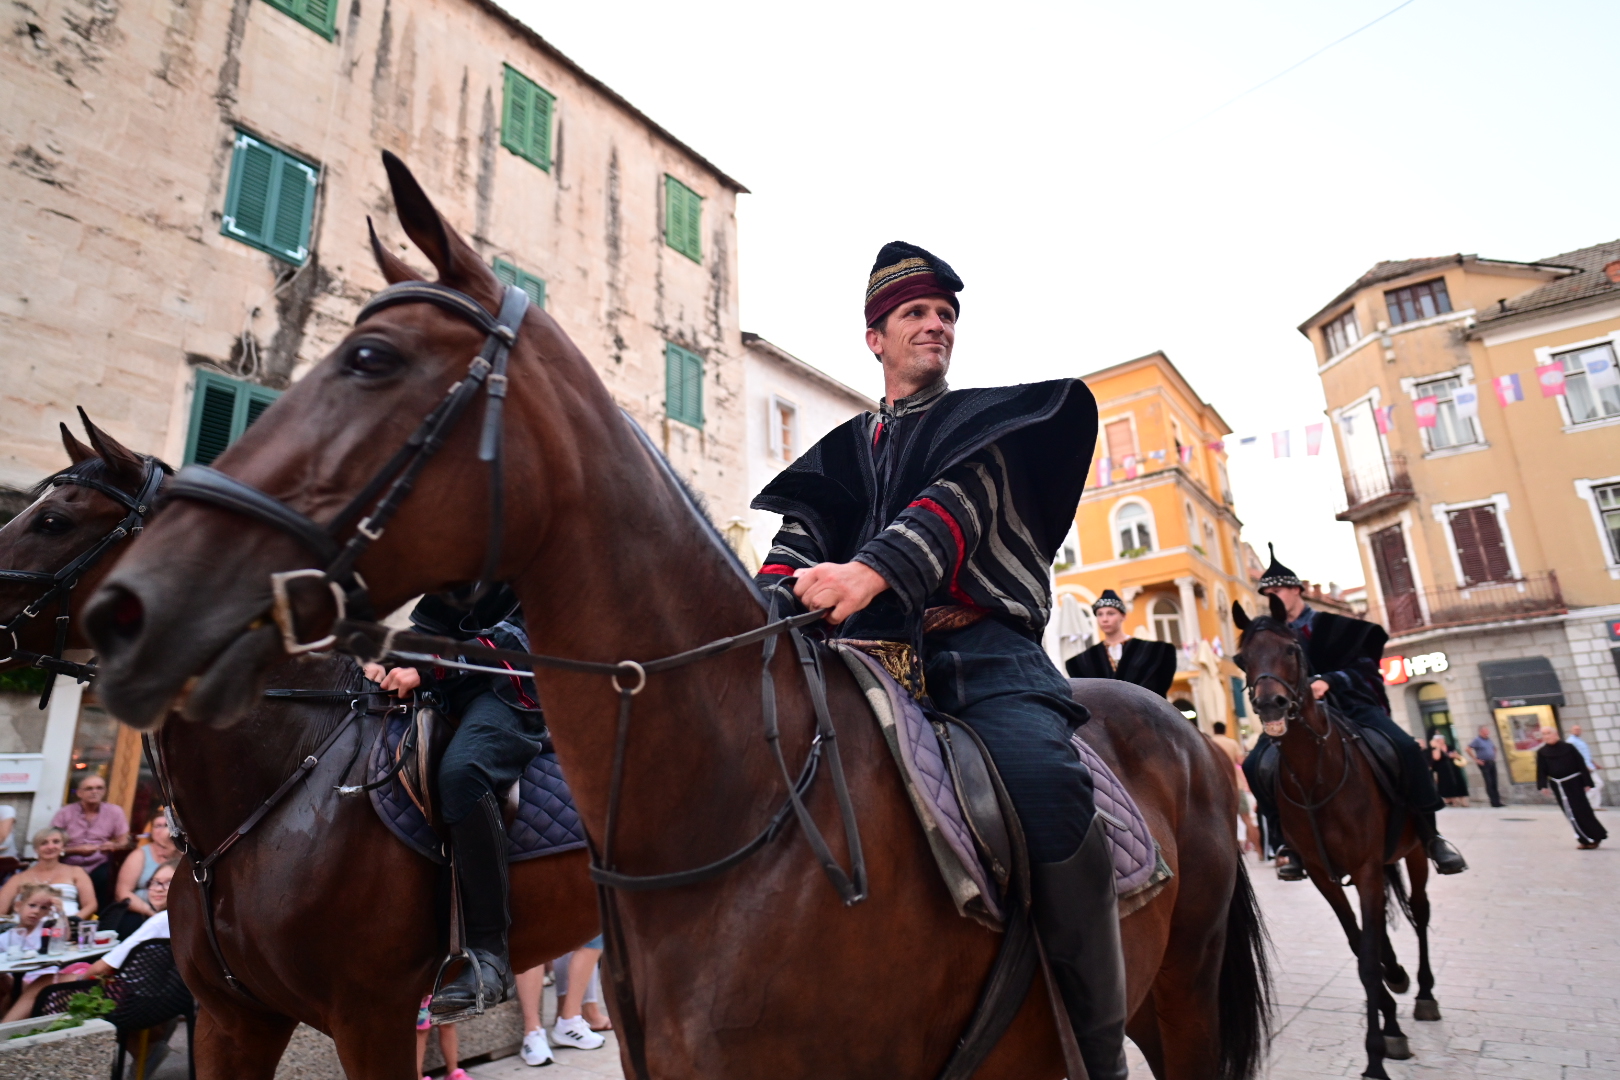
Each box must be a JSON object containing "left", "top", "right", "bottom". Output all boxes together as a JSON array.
[{"left": 0, "top": 460, "right": 165, "bottom": 707}]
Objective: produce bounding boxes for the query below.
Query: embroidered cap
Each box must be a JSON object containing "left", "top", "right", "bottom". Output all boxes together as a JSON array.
[
  {"left": 1256, "top": 543, "right": 1304, "bottom": 593},
  {"left": 1092, "top": 589, "right": 1126, "bottom": 614},
  {"left": 865, "top": 241, "right": 963, "bottom": 327}
]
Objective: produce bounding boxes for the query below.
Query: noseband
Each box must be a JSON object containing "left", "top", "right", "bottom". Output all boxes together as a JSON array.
[
  {"left": 166, "top": 282, "right": 530, "bottom": 649},
  {"left": 0, "top": 459, "right": 165, "bottom": 707},
  {"left": 1245, "top": 670, "right": 1304, "bottom": 738}
]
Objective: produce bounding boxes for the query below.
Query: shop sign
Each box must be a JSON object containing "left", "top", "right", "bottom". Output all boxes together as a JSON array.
[
  {"left": 1607, "top": 618, "right": 1620, "bottom": 642},
  {"left": 1380, "top": 651, "right": 1449, "bottom": 685},
  {"left": 0, "top": 753, "right": 44, "bottom": 793}
]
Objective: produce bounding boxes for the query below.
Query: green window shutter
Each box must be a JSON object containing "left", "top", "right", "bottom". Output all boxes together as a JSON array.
[
  {"left": 502, "top": 66, "right": 554, "bottom": 171},
  {"left": 664, "top": 176, "right": 701, "bottom": 263},
  {"left": 222, "top": 132, "right": 317, "bottom": 265},
  {"left": 665, "top": 343, "right": 704, "bottom": 428},
  {"left": 261, "top": 0, "right": 337, "bottom": 39},
  {"left": 186, "top": 371, "right": 283, "bottom": 465},
  {"left": 492, "top": 258, "right": 546, "bottom": 307}
]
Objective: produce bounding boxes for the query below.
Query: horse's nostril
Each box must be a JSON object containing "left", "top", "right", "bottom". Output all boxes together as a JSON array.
[{"left": 86, "top": 584, "right": 144, "bottom": 650}]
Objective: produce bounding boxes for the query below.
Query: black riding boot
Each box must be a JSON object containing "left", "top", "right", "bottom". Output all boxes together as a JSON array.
[
  {"left": 1261, "top": 805, "right": 1306, "bottom": 880},
  {"left": 1031, "top": 816, "right": 1129, "bottom": 1080},
  {"left": 1413, "top": 810, "right": 1467, "bottom": 875},
  {"left": 431, "top": 792, "right": 516, "bottom": 1021}
]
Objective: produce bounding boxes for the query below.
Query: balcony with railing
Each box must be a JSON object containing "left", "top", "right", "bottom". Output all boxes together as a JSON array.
[
  {"left": 1384, "top": 571, "right": 1566, "bottom": 636},
  {"left": 1335, "top": 453, "right": 1415, "bottom": 522}
]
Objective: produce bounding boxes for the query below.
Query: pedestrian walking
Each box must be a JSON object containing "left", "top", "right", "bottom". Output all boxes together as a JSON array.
[
  {"left": 1536, "top": 728, "right": 1606, "bottom": 849},
  {"left": 1565, "top": 725, "right": 1603, "bottom": 808},
  {"left": 1464, "top": 725, "right": 1505, "bottom": 807},
  {"left": 1428, "top": 735, "right": 1470, "bottom": 807}
]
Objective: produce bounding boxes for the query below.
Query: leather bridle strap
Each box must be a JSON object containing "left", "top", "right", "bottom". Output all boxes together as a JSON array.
[
  {"left": 0, "top": 459, "right": 165, "bottom": 707},
  {"left": 163, "top": 282, "right": 530, "bottom": 642}
]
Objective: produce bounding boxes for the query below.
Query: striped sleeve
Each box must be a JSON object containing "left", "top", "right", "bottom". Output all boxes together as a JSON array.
[
  {"left": 753, "top": 518, "right": 821, "bottom": 612},
  {"left": 853, "top": 454, "right": 990, "bottom": 613}
]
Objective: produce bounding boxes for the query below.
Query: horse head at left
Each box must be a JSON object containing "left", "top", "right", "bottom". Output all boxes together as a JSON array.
[
  {"left": 85, "top": 152, "right": 582, "bottom": 731},
  {"left": 1231, "top": 593, "right": 1306, "bottom": 736},
  {"left": 0, "top": 410, "right": 169, "bottom": 696}
]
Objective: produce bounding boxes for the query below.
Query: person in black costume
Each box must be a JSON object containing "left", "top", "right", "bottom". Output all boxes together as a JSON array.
[
  {"left": 1065, "top": 590, "right": 1177, "bottom": 696},
  {"left": 1240, "top": 546, "right": 1467, "bottom": 880},
  {"left": 751, "top": 242, "right": 1127, "bottom": 1080},
  {"left": 363, "top": 584, "right": 545, "bottom": 1020},
  {"left": 1537, "top": 728, "right": 1607, "bottom": 848}
]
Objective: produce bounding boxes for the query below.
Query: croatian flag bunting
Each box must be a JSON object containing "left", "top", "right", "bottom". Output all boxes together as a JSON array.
[
  {"left": 1538, "top": 364, "right": 1567, "bottom": 397},
  {"left": 1305, "top": 422, "right": 1324, "bottom": 456},
  {"left": 1414, "top": 396, "right": 1439, "bottom": 428},
  {"left": 1494, "top": 373, "right": 1524, "bottom": 406},
  {"left": 1095, "top": 456, "right": 1112, "bottom": 486},
  {"left": 1205, "top": 440, "right": 1225, "bottom": 452},
  {"left": 1123, "top": 455, "right": 1138, "bottom": 479},
  {"left": 1272, "top": 430, "right": 1291, "bottom": 458},
  {"left": 1587, "top": 352, "right": 1620, "bottom": 390},
  {"left": 1375, "top": 405, "right": 1394, "bottom": 434},
  {"left": 1179, "top": 445, "right": 1194, "bottom": 464},
  {"left": 1453, "top": 385, "right": 1480, "bottom": 420}
]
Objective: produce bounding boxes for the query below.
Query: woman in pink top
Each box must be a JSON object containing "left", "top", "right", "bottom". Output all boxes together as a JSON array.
[{"left": 50, "top": 774, "right": 129, "bottom": 910}]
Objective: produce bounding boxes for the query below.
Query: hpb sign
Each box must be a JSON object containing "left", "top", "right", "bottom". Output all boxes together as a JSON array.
[{"left": 1380, "top": 652, "right": 1449, "bottom": 685}]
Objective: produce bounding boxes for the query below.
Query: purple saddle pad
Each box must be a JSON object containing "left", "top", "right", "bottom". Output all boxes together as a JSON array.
[{"left": 367, "top": 711, "right": 587, "bottom": 865}]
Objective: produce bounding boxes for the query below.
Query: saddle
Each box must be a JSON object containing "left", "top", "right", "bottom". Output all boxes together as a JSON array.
[{"left": 364, "top": 701, "right": 587, "bottom": 865}]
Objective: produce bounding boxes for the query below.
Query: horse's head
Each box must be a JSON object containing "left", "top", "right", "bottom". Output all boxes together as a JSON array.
[
  {"left": 86, "top": 153, "right": 594, "bottom": 730},
  {"left": 0, "top": 411, "right": 168, "bottom": 671},
  {"left": 1231, "top": 593, "right": 1309, "bottom": 737}
]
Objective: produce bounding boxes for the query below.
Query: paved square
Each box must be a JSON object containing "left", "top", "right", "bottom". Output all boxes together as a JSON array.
[{"left": 471, "top": 806, "right": 1616, "bottom": 1079}]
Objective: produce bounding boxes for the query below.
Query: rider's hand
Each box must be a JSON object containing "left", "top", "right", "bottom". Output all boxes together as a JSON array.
[
  {"left": 1310, "top": 679, "right": 1330, "bottom": 700},
  {"left": 363, "top": 663, "right": 422, "bottom": 697},
  {"left": 793, "top": 561, "right": 889, "bottom": 625}
]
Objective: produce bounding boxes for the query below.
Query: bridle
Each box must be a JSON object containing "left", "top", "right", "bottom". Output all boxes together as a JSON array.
[
  {"left": 0, "top": 459, "right": 165, "bottom": 707},
  {"left": 166, "top": 281, "right": 532, "bottom": 650}
]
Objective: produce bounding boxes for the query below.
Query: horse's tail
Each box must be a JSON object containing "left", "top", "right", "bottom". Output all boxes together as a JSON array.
[
  {"left": 1383, "top": 863, "right": 1414, "bottom": 928},
  {"left": 1216, "top": 857, "right": 1274, "bottom": 1080}
]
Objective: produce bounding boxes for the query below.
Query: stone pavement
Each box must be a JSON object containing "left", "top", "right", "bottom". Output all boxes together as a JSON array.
[{"left": 469, "top": 805, "right": 1616, "bottom": 1079}]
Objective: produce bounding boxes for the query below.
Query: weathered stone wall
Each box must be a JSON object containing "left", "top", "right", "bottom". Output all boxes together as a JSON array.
[{"left": 0, "top": 0, "right": 746, "bottom": 515}]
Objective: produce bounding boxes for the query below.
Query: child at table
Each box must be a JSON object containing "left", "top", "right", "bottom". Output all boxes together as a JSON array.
[{"left": 1, "top": 883, "right": 67, "bottom": 1018}]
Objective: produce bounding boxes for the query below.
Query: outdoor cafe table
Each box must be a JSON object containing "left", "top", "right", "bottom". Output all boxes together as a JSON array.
[{"left": 0, "top": 943, "right": 117, "bottom": 974}]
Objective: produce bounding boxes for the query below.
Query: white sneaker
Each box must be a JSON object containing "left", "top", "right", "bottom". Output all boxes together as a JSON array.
[
  {"left": 550, "top": 1015, "right": 605, "bottom": 1051},
  {"left": 521, "top": 1027, "right": 554, "bottom": 1066}
]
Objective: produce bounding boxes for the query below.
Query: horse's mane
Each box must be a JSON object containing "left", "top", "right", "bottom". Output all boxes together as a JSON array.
[
  {"left": 1236, "top": 615, "right": 1298, "bottom": 649},
  {"left": 29, "top": 455, "right": 175, "bottom": 500}
]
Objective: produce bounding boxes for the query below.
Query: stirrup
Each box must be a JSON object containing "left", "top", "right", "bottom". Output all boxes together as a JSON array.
[{"left": 428, "top": 948, "right": 493, "bottom": 1025}]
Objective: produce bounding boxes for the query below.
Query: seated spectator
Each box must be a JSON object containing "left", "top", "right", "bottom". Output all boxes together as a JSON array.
[
  {"left": 51, "top": 774, "right": 129, "bottom": 910},
  {"left": 0, "top": 883, "right": 68, "bottom": 1020},
  {"left": 551, "top": 936, "right": 607, "bottom": 1050},
  {"left": 104, "top": 810, "right": 178, "bottom": 938},
  {"left": 0, "top": 827, "right": 97, "bottom": 918},
  {"left": 86, "top": 860, "right": 177, "bottom": 980}
]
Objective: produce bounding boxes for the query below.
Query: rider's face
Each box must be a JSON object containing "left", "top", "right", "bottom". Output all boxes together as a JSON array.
[
  {"left": 1095, "top": 607, "right": 1124, "bottom": 636},
  {"left": 866, "top": 297, "right": 956, "bottom": 395}
]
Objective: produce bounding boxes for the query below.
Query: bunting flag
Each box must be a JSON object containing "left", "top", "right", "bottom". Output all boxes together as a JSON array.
[
  {"left": 1272, "top": 430, "right": 1291, "bottom": 458},
  {"left": 1453, "top": 384, "right": 1480, "bottom": 420},
  {"left": 1122, "top": 455, "right": 1138, "bottom": 479},
  {"left": 1148, "top": 449, "right": 1167, "bottom": 462},
  {"left": 1375, "top": 405, "right": 1395, "bottom": 433},
  {"left": 1238, "top": 436, "right": 1258, "bottom": 449},
  {"left": 1095, "top": 456, "right": 1113, "bottom": 486},
  {"left": 1588, "top": 351, "right": 1620, "bottom": 390},
  {"left": 1414, "top": 396, "right": 1439, "bottom": 428},
  {"left": 1538, "top": 364, "right": 1567, "bottom": 397},
  {"left": 1339, "top": 413, "right": 1356, "bottom": 436},
  {"left": 1494, "top": 373, "right": 1524, "bottom": 406},
  {"left": 1305, "top": 422, "right": 1324, "bottom": 455},
  {"left": 1179, "top": 445, "right": 1194, "bottom": 464},
  {"left": 1205, "top": 440, "right": 1225, "bottom": 452}
]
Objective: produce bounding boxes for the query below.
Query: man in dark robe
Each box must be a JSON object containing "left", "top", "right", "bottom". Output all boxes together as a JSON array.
[
  {"left": 364, "top": 584, "right": 546, "bottom": 1018},
  {"left": 1066, "top": 589, "right": 1177, "bottom": 696},
  {"left": 1537, "top": 728, "right": 1607, "bottom": 848},
  {"left": 751, "top": 242, "right": 1126, "bottom": 1080},
  {"left": 1240, "top": 547, "right": 1468, "bottom": 880}
]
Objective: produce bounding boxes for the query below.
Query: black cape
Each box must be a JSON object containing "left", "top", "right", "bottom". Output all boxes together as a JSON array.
[
  {"left": 1298, "top": 610, "right": 1391, "bottom": 713},
  {"left": 1066, "top": 638, "right": 1177, "bottom": 697},
  {"left": 751, "top": 380, "right": 1096, "bottom": 640}
]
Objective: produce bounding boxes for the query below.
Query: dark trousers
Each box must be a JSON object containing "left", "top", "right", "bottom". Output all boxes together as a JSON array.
[
  {"left": 1548, "top": 776, "right": 1607, "bottom": 844},
  {"left": 438, "top": 691, "right": 547, "bottom": 825},
  {"left": 924, "top": 617, "right": 1095, "bottom": 863},
  {"left": 85, "top": 860, "right": 116, "bottom": 911},
  {"left": 1477, "top": 760, "right": 1503, "bottom": 807}
]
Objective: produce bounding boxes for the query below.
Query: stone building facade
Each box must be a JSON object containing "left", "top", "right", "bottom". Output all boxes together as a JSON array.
[{"left": 0, "top": 0, "right": 748, "bottom": 838}]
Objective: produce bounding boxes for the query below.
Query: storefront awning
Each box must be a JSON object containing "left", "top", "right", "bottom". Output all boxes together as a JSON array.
[{"left": 1479, "top": 657, "right": 1564, "bottom": 709}]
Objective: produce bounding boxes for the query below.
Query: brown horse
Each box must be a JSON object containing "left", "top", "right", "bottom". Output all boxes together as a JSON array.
[
  {"left": 0, "top": 416, "right": 598, "bottom": 1079},
  {"left": 83, "top": 153, "right": 1269, "bottom": 1080},
  {"left": 1234, "top": 595, "right": 1437, "bottom": 1080}
]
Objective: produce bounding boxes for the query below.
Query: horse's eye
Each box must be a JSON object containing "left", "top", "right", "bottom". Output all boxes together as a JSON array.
[
  {"left": 33, "top": 513, "right": 72, "bottom": 535},
  {"left": 343, "top": 341, "right": 403, "bottom": 378}
]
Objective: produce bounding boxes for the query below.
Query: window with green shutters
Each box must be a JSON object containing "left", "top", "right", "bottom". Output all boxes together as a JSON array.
[
  {"left": 501, "top": 66, "right": 555, "bottom": 171},
  {"left": 186, "top": 371, "right": 282, "bottom": 466},
  {"left": 222, "top": 132, "right": 318, "bottom": 265},
  {"left": 261, "top": 0, "right": 337, "bottom": 39},
  {"left": 493, "top": 258, "right": 546, "bottom": 307},
  {"left": 665, "top": 343, "right": 704, "bottom": 428},
  {"left": 664, "top": 176, "right": 702, "bottom": 263}
]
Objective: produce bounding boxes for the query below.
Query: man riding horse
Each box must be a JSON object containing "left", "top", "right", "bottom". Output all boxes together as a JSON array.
[
  {"left": 1065, "top": 590, "right": 1177, "bottom": 696},
  {"left": 751, "top": 243, "right": 1127, "bottom": 1080},
  {"left": 1240, "top": 547, "right": 1467, "bottom": 881}
]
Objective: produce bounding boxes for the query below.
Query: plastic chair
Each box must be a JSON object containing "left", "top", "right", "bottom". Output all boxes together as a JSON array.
[{"left": 105, "top": 939, "right": 194, "bottom": 1080}]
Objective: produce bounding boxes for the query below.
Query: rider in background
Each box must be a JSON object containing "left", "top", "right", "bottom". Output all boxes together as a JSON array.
[
  {"left": 1241, "top": 546, "right": 1467, "bottom": 880},
  {"left": 363, "top": 584, "right": 544, "bottom": 1020},
  {"left": 752, "top": 243, "right": 1127, "bottom": 1080},
  {"left": 1065, "top": 590, "right": 1177, "bottom": 696}
]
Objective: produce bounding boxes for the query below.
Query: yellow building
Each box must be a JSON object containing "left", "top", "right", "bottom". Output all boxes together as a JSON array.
[
  {"left": 1299, "top": 242, "right": 1620, "bottom": 800},
  {"left": 1057, "top": 352, "right": 1261, "bottom": 736}
]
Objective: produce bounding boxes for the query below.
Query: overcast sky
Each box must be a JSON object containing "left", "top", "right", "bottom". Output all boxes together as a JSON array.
[{"left": 507, "top": 0, "right": 1620, "bottom": 589}]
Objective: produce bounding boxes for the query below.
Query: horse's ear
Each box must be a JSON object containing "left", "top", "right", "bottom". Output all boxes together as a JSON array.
[
  {"left": 1267, "top": 592, "right": 1288, "bottom": 623},
  {"left": 1231, "top": 601, "right": 1250, "bottom": 631},
  {"left": 60, "top": 422, "right": 94, "bottom": 465},
  {"left": 368, "top": 217, "right": 424, "bottom": 285},
  {"left": 78, "top": 408, "right": 145, "bottom": 488},
  {"left": 380, "top": 152, "right": 498, "bottom": 304}
]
